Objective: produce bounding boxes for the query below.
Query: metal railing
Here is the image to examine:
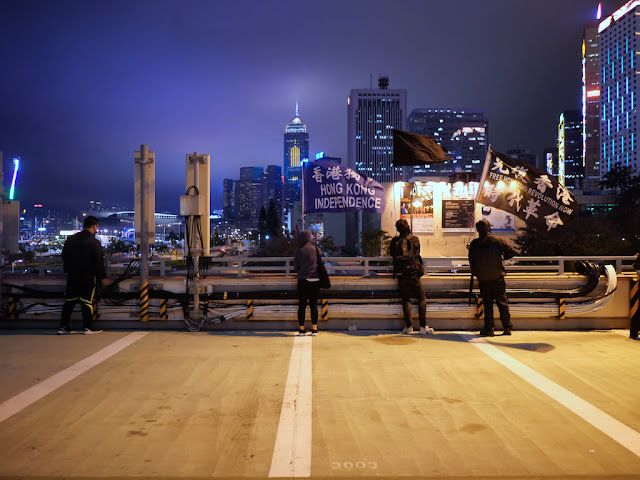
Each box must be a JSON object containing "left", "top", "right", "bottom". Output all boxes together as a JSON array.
[{"left": 8, "top": 255, "right": 639, "bottom": 278}]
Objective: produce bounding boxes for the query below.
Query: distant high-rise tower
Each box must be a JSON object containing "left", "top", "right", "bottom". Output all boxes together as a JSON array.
[
  {"left": 223, "top": 179, "right": 236, "bottom": 221},
  {"left": 583, "top": 3, "right": 601, "bottom": 191},
  {"left": 284, "top": 104, "right": 309, "bottom": 213},
  {"left": 261, "top": 165, "right": 284, "bottom": 220},
  {"left": 407, "top": 109, "right": 488, "bottom": 176},
  {"left": 348, "top": 76, "right": 407, "bottom": 182},
  {"left": 236, "top": 167, "right": 263, "bottom": 225},
  {"left": 558, "top": 110, "right": 583, "bottom": 189},
  {"left": 599, "top": 1, "right": 640, "bottom": 179}
]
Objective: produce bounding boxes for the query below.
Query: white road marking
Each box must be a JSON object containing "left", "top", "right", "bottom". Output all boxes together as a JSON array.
[
  {"left": 457, "top": 332, "right": 640, "bottom": 458},
  {"left": 269, "top": 334, "right": 312, "bottom": 478},
  {"left": 0, "top": 331, "right": 148, "bottom": 424}
]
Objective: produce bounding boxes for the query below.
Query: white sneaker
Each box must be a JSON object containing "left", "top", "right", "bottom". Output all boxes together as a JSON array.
[
  {"left": 83, "top": 328, "right": 103, "bottom": 335},
  {"left": 402, "top": 326, "right": 413, "bottom": 335},
  {"left": 420, "top": 326, "right": 435, "bottom": 335}
]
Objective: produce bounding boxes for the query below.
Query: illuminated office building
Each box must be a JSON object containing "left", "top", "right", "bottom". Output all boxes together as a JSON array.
[
  {"left": 558, "top": 110, "right": 583, "bottom": 189},
  {"left": 223, "top": 179, "right": 236, "bottom": 221},
  {"left": 408, "top": 109, "right": 488, "bottom": 176},
  {"left": 598, "top": 1, "right": 640, "bottom": 178},
  {"left": 284, "top": 105, "right": 309, "bottom": 213},
  {"left": 348, "top": 76, "right": 406, "bottom": 182},
  {"left": 583, "top": 4, "right": 602, "bottom": 191}
]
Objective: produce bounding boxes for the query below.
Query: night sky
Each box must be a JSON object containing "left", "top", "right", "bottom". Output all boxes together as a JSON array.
[{"left": 0, "top": 0, "right": 627, "bottom": 212}]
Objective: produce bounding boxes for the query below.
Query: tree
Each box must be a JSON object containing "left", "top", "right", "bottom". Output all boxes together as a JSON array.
[
  {"left": 318, "top": 235, "right": 339, "bottom": 255},
  {"left": 266, "top": 198, "right": 282, "bottom": 239},
  {"left": 257, "top": 206, "right": 267, "bottom": 245},
  {"left": 106, "top": 238, "right": 136, "bottom": 255},
  {"left": 360, "top": 229, "right": 391, "bottom": 257}
]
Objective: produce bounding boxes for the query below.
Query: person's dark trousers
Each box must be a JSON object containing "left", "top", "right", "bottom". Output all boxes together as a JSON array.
[
  {"left": 478, "top": 277, "right": 512, "bottom": 331},
  {"left": 398, "top": 274, "right": 427, "bottom": 328},
  {"left": 60, "top": 274, "right": 97, "bottom": 330},
  {"left": 297, "top": 279, "right": 320, "bottom": 327}
]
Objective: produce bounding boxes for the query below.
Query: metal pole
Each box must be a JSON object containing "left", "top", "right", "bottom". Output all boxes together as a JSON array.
[{"left": 140, "top": 145, "right": 149, "bottom": 286}]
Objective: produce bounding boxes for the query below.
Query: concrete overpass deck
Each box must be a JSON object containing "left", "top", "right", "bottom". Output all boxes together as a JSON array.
[{"left": 1, "top": 328, "right": 639, "bottom": 479}]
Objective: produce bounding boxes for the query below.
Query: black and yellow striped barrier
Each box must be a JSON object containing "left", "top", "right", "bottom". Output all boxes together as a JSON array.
[
  {"left": 140, "top": 282, "right": 149, "bottom": 322},
  {"left": 321, "top": 298, "right": 328, "bottom": 320},
  {"left": 630, "top": 277, "right": 639, "bottom": 319},
  {"left": 558, "top": 298, "right": 566, "bottom": 319},
  {"left": 246, "top": 299, "right": 254, "bottom": 320},
  {"left": 160, "top": 298, "right": 167, "bottom": 320},
  {"left": 475, "top": 297, "right": 484, "bottom": 320},
  {"left": 92, "top": 297, "right": 99, "bottom": 321},
  {"left": 8, "top": 296, "right": 16, "bottom": 318}
]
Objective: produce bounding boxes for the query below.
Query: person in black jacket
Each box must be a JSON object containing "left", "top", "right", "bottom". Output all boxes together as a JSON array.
[
  {"left": 468, "top": 219, "right": 518, "bottom": 337},
  {"left": 294, "top": 230, "right": 320, "bottom": 335},
  {"left": 389, "top": 219, "right": 432, "bottom": 335},
  {"left": 57, "top": 215, "right": 109, "bottom": 334}
]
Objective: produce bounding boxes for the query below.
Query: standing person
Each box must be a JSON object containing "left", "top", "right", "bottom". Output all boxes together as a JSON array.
[
  {"left": 390, "top": 219, "right": 433, "bottom": 335},
  {"left": 57, "top": 215, "right": 109, "bottom": 334},
  {"left": 468, "top": 219, "right": 518, "bottom": 337},
  {"left": 631, "top": 253, "right": 640, "bottom": 340},
  {"left": 294, "top": 230, "right": 320, "bottom": 336}
]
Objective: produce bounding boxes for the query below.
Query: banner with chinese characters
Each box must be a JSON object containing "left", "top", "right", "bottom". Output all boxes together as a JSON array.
[
  {"left": 303, "top": 160, "right": 386, "bottom": 214},
  {"left": 478, "top": 150, "right": 577, "bottom": 237},
  {"left": 400, "top": 182, "right": 434, "bottom": 232}
]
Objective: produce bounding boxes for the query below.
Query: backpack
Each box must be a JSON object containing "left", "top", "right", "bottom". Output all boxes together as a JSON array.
[
  {"left": 391, "top": 236, "right": 424, "bottom": 277},
  {"left": 469, "top": 241, "right": 503, "bottom": 281}
]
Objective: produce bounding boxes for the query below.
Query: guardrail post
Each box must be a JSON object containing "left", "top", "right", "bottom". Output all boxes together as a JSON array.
[
  {"left": 630, "top": 277, "right": 639, "bottom": 320},
  {"left": 363, "top": 259, "right": 370, "bottom": 277},
  {"left": 160, "top": 257, "right": 166, "bottom": 277},
  {"left": 321, "top": 298, "right": 328, "bottom": 321},
  {"left": 140, "top": 282, "right": 149, "bottom": 322},
  {"left": 160, "top": 298, "right": 168, "bottom": 320},
  {"left": 285, "top": 259, "right": 292, "bottom": 277},
  {"left": 558, "top": 298, "right": 566, "bottom": 319},
  {"left": 475, "top": 296, "right": 484, "bottom": 320},
  {"left": 237, "top": 261, "right": 244, "bottom": 278},
  {"left": 246, "top": 299, "right": 254, "bottom": 320},
  {"left": 38, "top": 257, "right": 45, "bottom": 277},
  {"left": 559, "top": 259, "right": 565, "bottom": 275}
]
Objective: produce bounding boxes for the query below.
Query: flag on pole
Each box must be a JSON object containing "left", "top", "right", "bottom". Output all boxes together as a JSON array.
[
  {"left": 392, "top": 129, "right": 451, "bottom": 166},
  {"left": 477, "top": 149, "right": 577, "bottom": 238}
]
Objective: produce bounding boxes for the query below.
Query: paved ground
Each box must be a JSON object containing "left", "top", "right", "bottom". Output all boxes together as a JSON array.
[{"left": 0, "top": 328, "right": 639, "bottom": 480}]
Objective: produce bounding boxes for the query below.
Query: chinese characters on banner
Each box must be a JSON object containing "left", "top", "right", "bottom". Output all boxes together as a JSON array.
[
  {"left": 479, "top": 150, "right": 577, "bottom": 237},
  {"left": 303, "top": 160, "right": 386, "bottom": 214},
  {"left": 400, "top": 183, "right": 434, "bottom": 232}
]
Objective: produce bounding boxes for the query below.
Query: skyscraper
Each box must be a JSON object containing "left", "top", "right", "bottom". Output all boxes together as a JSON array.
[
  {"left": 222, "top": 179, "right": 236, "bottom": 221},
  {"left": 236, "top": 167, "right": 263, "bottom": 226},
  {"left": 583, "top": 4, "right": 601, "bottom": 191},
  {"left": 284, "top": 105, "right": 309, "bottom": 213},
  {"left": 407, "top": 109, "right": 488, "bottom": 176},
  {"left": 558, "top": 110, "right": 583, "bottom": 189},
  {"left": 348, "top": 76, "right": 406, "bottom": 182},
  {"left": 261, "top": 165, "right": 284, "bottom": 221},
  {"left": 598, "top": 1, "right": 640, "bottom": 179}
]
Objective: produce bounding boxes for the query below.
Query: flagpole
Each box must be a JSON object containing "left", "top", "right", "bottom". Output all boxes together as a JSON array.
[
  {"left": 468, "top": 146, "right": 492, "bottom": 245},
  {"left": 301, "top": 161, "right": 306, "bottom": 229}
]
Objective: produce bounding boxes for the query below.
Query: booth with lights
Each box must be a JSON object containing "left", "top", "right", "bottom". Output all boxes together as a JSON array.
[{"left": 379, "top": 179, "right": 524, "bottom": 257}]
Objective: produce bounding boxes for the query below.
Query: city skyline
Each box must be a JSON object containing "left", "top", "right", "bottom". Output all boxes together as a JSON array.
[{"left": 0, "top": 0, "right": 628, "bottom": 212}]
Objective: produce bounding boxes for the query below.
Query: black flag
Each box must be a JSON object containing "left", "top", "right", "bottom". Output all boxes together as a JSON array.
[
  {"left": 478, "top": 150, "right": 577, "bottom": 238},
  {"left": 392, "top": 129, "right": 451, "bottom": 166}
]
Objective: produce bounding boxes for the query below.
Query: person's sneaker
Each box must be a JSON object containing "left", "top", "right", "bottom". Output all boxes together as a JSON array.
[
  {"left": 402, "top": 326, "right": 413, "bottom": 335},
  {"left": 502, "top": 328, "right": 512, "bottom": 336},
  {"left": 298, "top": 328, "right": 307, "bottom": 336},
  {"left": 630, "top": 332, "right": 639, "bottom": 340},
  {"left": 311, "top": 329, "right": 318, "bottom": 336},
  {"left": 57, "top": 326, "right": 71, "bottom": 335},
  {"left": 479, "top": 329, "right": 495, "bottom": 337},
  {"left": 83, "top": 328, "right": 103, "bottom": 335},
  {"left": 419, "top": 326, "right": 435, "bottom": 335}
]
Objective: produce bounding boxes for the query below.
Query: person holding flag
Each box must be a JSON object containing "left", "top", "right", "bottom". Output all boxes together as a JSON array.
[{"left": 468, "top": 219, "right": 518, "bottom": 337}]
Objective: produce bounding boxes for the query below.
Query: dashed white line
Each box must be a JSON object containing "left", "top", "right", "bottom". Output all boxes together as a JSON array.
[{"left": 0, "top": 331, "right": 148, "bottom": 424}]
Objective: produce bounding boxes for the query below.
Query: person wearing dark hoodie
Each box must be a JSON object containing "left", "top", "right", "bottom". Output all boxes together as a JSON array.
[
  {"left": 468, "top": 219, "right": 518, "bottom": 337},
  {"left": 58, "top": 215, "right": 109, "bottom": 334},
  {"left": 294, "top": 230, "right": 320, "bottom": 335}
]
